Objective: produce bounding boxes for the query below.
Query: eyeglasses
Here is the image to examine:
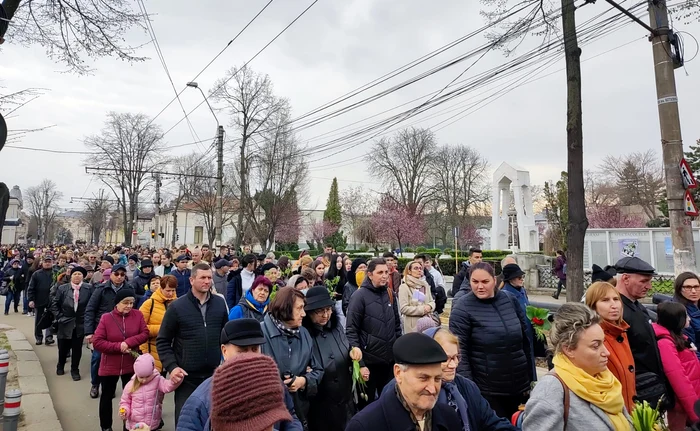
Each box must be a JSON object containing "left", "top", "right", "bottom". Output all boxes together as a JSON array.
[
  {"left": 445, "top": 354, "right": 461, "bottom": 364},
  {"left": 314, "top": 308, "right": 332, "bottom": 316},
  {"left": 113, "top": 272, "right": 126, "bottom": 278},
  {"left": 683, "top": 285, "right": 700, "bottom": 291}
]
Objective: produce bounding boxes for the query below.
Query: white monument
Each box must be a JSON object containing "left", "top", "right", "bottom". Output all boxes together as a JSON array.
[{"left": 491, "top": 162, "right": 539, "bottom": 252}]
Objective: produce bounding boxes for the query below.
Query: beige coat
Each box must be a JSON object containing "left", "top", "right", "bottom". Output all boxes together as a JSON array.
[{"left": 398, "top": 279, "right": 435, "bottom": 334}]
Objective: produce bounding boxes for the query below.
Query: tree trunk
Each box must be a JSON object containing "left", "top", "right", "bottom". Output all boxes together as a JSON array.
[
  {"left": 2, "top": 0, "right": 21, "bottom": 21},
  {"left": 562, "top": 0, "right": 588, "bottom": 302}
]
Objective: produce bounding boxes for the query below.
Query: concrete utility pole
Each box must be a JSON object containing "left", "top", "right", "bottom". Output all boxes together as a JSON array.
[
  {"left": 649, "top": 0, "right": 696, "bottom": 274},
  {"left": 216, "top": 125, "right": 224, "bottom": 247},
  {"left": 154, "top": 173, "right": 161, "bottom": 249}
]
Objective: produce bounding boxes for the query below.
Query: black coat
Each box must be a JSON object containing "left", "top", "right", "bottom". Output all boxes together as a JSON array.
[
  {"left": 156, "top": 290, "right": 229, "bottom": 378},
  {"left": 452, "top": 263, "right": 469, "bottom": 297},
  {"left": 50, "top": 283, "right": 93, "bottom": 339},
  {"left": 345, "top": 383, "right": 462, "bottom": 431},
  {"left": 424, "top": 268, "right": 446, "bottom": 314},
  {"left": 342, "top": 281, "right": 358, "bottom": 315},
  {"left": 84, "top": 281, "right": 128, "bottom": 335},
  {"left": 129, "top": 271, "right": 153, "bottom": 300},
  {"left": 345, "top": 278, "right": 402, "bottom": 366},
  {"left": 449, "top": 290, "right": 534, "bottom": 396},
  {"left": 225, "top": 268, "right": 244, "bottom": 309},
  {"left": 303, "top": 312, "right": 356, "bottom": 431},
  {"left": 27, "top": 269, "right": 54, "bottom": 307}
]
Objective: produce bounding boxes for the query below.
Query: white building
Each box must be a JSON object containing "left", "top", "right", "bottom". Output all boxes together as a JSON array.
[{"left": 1, "top": 186, "right": 27, "bottom": 245}]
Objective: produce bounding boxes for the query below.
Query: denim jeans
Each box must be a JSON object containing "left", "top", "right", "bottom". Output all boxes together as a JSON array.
[
  {"left": 22, "top": 290, "right": 29, "bottom": 313},
  {"left": 90, "top": 349, "right": 101, "bottom": 386},
  {"left": 3, "top": 291, "right": 16, "bottom": 314}
]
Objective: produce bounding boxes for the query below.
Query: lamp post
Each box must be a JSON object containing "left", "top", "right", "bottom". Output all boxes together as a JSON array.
[{"left": 186, "top": 82, "right": 224, "bottom": 247}]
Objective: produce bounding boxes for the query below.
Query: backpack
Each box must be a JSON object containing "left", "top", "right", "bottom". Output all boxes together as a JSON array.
[
  {"left": 511, "top": 372, "right": 570, "bottom": 429},
  {"left": 563, "top": 263, "right": 567, "bottom": 275}
]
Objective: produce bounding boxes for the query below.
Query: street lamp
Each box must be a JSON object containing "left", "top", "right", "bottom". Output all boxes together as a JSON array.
[{"left": 186, "top": 81, "right": 224, "bottom": 247}]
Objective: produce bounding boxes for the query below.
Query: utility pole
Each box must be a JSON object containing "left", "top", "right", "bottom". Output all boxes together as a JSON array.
[
  {"left": 216, "top": 125, "right": 224, "bottom": 247},
  {"left": 154, "top": 173, "right": 161, "bottom": 249},
  {"left": 649, "top": 0, "right": 696, "bottom": 274}
]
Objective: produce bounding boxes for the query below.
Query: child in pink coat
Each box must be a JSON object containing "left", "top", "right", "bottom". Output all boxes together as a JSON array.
[
  {"left": 119, "top": 353, "right": 182, "bottom": 431},
  {"left": 653, "top": 301, "right": 700, "bottom": 431}
]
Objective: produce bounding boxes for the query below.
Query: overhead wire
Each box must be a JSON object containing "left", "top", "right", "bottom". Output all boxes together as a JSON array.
[
  {"left": 160, "top": 0, "right": 320, "bottom": 139},
  {"left": 147, "top": 0, "right": 277, "bottom": 128}
]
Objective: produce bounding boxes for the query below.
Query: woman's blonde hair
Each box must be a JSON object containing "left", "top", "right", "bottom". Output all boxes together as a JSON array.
[
  {"left": 584, "top": 282, "right": 624, "bottom": 324},
  {"left": 403, "top": 260, "right": 422, "bottom": 278},
  {"left": 298, "top": 255, "right": 313, "bottom": 269},
  {"left": 432, "top": 328, "right": 459, "bottom": 348},
  {"left": 550, "top": 303, "right": 600, "bottom": 354}
]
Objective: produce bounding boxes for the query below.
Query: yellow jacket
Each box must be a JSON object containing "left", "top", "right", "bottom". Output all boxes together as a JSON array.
[{"left": 139, "top": 288, "right": 177, "bottom": 371}]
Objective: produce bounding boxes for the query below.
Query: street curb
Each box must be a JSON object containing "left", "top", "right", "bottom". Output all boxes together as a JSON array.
[{"left": 3, "top": 325, "right": 63, "bottom": 431}]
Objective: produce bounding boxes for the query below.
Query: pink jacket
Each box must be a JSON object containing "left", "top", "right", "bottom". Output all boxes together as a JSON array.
[
  {"left": 119, "top": 370, "right": 181, "bottom": 429},
  {"left": 653, "top": 323, "right": 700, "bottom": 424}
]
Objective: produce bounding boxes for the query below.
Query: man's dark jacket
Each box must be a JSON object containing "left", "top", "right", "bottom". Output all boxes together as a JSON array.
[
  {"left": 225, "top": 268, "right": 244, "bottom": 309},
  {"left": 381, "top": 378, "right": 517, "bottom": 431},
  {"left": 156, "top": 290, "right": 228, "bottom": 378},
  {"left": 345, "top": 278, "right": 401, "bottom": 365},
  {"left": 345, "top": 383, "right": 462, "bottom": 431},
  {"left": 621, "top": 294, "right": 674, "bottom": 408},
  {"left": 452, "top": 262, "right": 470, "bottom": 297},
  {"left": 424, "top": 268, "right": 446, "bottom": 314},
  {"left": 84, "top": 281, "right": 127, "bottom": 335},
  {"left": 27, "top": 268, "right": 53, "bottom": 307}
]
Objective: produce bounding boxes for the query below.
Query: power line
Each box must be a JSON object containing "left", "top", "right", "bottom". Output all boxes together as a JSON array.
[
  {"left": 147, "top": 0, "right": 276, "bottom": 128},
  {"left": 85, "top": 166, "right": 219, "bottom": 180},
  {"left": 4, "top": 136, "right": 217, "bottom": 155},
  {"left": 160, "top": 0, "right": 320, "bottom": 138}
]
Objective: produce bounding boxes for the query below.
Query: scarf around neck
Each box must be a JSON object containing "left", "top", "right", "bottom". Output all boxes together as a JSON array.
[
  {"left": 438, "top": 381, "right": 470, "bottom": 431},
  {"left": 405, "top": 274, "right": 430, "bottom": 294},
  {"left": 71, "top": 283, "right": 81, "bottom": 311},
  {"left": 270, "top": 314, "right": 300, "bottom": 337},
  {"left": 395, "top": 383, "right": 432, "bottom": 431},
  {"left": 552, "top": 353, "right": 629, "bottom": 430}
]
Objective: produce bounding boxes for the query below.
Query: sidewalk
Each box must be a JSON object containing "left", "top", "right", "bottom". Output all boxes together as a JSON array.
[{"left": 0, "top": 297, "right": 175, "bottom": 431}]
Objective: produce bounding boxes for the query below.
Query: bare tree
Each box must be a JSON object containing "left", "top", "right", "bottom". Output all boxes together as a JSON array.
[
  {"left": 366, "top": 127, "right": 437, "bottom": 215},
  {"left": 210, "top": 65, "right": 286, "bottom": 249},
  {"left": 83, "top": 112, "right": 165, "bottom": 246},
  {"left": 25, "top": 178, "right": 62, "bottom": 244},
  {"left": 245, "top": 106, "right": 308, "bottom": 251},
  {"left": 81, "top": 189, "right": 110, "bottom": 244},
  {"left": 584, "top": 170, "right": 618, "bottom": 208},
  {"left": 599, "top": 150, "right": 665, "bottom": 220},
  {"left": 1, "top": 0, "right": 147, "bottom": 74},
  {"left": 0, "top": 85, "right": 50, "bottom": 146},
  {"left": 340, "top": 185, "right": 378, "bottom": 249},
  {"left": 430, "top": 144, "right": 490, "bottom": 220}
]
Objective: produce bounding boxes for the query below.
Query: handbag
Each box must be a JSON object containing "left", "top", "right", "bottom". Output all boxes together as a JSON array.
[{"left": 635, "top": 371, "right": 674, "bottom": 411}]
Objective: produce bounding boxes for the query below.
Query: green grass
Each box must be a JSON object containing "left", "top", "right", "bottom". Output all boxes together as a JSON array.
[{"left": 0, "top": 332, "right": 9, "bottom": 352}]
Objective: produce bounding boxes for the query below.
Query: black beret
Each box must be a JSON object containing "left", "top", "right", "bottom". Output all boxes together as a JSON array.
[
  {"left": 393, "top": 333, "right": 447, "bottom": 365},
  {"left": 614, "top": 257, "right": 655, "bottom": 275},
  {"left": 591, "top": 264, "right": 613, "bottom": 283}
]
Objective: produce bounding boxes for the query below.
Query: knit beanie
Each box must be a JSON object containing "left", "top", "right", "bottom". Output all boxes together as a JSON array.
[
  {"left": 416, "top": 315, "right": 439, "bottom": 333},
  {"left": 210, "top": 353, "right": 292, "bottom": 431},
  {"left": 114, "top": 288, "right": 136, "bottom": 307},
  {"left": 133, "top": 353, "right": 155, "bottom": 378}
]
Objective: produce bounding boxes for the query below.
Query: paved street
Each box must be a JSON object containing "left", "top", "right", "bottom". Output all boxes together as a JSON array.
[{"left": 0, "top": 302, "right": 176, "bottom": 431}]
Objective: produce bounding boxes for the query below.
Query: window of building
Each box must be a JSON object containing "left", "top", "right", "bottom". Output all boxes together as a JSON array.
[{"left": 194, "top": 226, "right": 204, "bottom": 244}]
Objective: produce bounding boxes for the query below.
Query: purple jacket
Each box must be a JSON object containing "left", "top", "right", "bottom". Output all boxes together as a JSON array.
[{"left": 554, "top": 256, "right": 566, "bottom": 280}]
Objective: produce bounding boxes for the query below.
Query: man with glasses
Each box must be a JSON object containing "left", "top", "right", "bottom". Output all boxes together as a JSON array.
[{"left": 84, "top": 263, "right": 128, "bottom": 400}]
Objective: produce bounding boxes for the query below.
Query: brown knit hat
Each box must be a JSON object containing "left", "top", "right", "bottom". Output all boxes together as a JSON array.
[{"left": 210, "top": 353, "right": 292, "bottom": 431}]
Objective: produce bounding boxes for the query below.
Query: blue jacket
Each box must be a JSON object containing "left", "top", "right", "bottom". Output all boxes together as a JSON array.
[
  {"left": 381, "top": 378, "right": 518, "bottom": 431},
  {"left": 501, "top": 284, "right": 537, "bottom": 377},
  {"left": 170, "top": 268, "right": 192, "bottom": 298},
  {"left": 347, "top": 381, "right": 462, "bottom": 431},
  {"left": 228, "top": 289, "right": 269, "bottom": 321},
  {"left": 176, "top": 373, "right": 303, "bottom": 431},
  {"left": 683, "top": 303, "right": 700, "bottom": 359}
]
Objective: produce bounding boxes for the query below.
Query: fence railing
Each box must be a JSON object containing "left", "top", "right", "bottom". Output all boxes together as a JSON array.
[{"left": 536, "top": 265, "right": 675, "bottom": 295}]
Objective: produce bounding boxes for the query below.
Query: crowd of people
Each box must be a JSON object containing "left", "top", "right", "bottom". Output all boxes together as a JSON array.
[{"left": 5, "top": 242, "right": 700, "bottom": 431}]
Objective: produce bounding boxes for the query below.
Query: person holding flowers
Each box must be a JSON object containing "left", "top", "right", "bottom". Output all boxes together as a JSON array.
[
  {"left": 399, "top": 260, "right": 435, "bottom": 334},
  {"left": 92, "top": 288, "right": 149, "bottom": 431},
  {"left": 302, "top": 286, "right": 364, "bottom": 431},
  {"left": 585, "top": 281, "right": 637, "bottom": 412},
  {"left": 523, "top": 302, "right": 632, "bottom": 430}
]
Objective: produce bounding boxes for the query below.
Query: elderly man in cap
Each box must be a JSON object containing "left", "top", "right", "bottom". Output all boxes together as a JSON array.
[
  {"left": 27, "top": 255, "right": 56, "bottom": 346},
  {"left": 211, "top": 259, "right": 230, "bottom": 298},
  {"left": 84, "top": 263, "right": 129, "bottom": 399},
  {"left": 346, "top": 332, "right": 461, "bottom": 431},
  {"left": 615, "top": 256, "right": 672, "bottom": 410},
  {"left": 176, "top": 318, "right": 302, "bottom": 431}
]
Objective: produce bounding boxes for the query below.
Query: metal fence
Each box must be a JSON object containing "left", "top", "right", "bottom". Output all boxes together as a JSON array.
[{"left": 536, "top": 265, "right": 675, "bottom": 295}]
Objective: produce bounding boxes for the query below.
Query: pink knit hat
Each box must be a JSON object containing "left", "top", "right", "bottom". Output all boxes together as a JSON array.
[
  {"left": 416, "top": 315, "right": 439, "bottom": 333},
  {"left": 133, "top": 353, "right": 155, "bottom": 378}
]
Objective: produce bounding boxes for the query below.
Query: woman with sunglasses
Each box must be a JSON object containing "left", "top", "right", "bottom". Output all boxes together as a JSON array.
[{"left": 302, "top": 286, "right": 364, "bottom": 431}]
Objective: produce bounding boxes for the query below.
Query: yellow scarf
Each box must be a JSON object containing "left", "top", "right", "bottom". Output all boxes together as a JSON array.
[{"left": 552, "top": 353, "right": 629, "bottom": 431}]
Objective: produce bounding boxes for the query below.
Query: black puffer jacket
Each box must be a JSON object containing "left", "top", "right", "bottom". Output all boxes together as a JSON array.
[
  {"left": 345, "top": 278, "right": 401, "bottom": 365},
  {"left": 448, "top": 290, "right": 533, "bottom": 397},
  {"left": 84, "top": 281, "right": 128, "bottom": 335}
]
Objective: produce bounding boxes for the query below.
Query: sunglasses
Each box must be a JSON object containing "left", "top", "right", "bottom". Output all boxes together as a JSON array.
[{"left": 113, "top": 272, "right": 126, "bottom": 278}]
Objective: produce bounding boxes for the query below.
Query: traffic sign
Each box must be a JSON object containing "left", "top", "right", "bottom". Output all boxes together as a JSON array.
[
  {"left": 684, "top": 190, "right": 699, "bottom": 216},
  {"left": 680, "top": 158, "right": 697, "bottom": 189}
]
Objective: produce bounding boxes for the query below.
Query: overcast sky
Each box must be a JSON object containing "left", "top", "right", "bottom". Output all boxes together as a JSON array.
[{"left": 1, "top": 0, "right": 699, "bottom": 213}]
